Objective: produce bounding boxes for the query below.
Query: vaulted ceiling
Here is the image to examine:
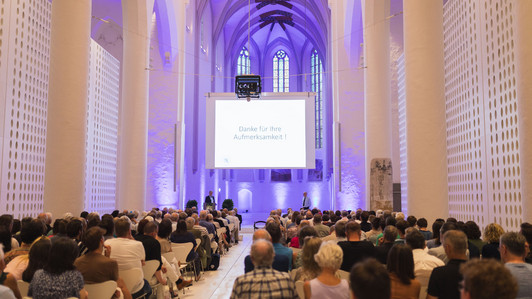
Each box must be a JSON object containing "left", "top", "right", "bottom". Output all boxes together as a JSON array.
[{"left": 203, "top": 0, "right": 330, "bottom": 72}]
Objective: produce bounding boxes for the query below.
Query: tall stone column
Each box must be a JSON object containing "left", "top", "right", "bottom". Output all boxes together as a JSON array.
[
  {"left": 44, "top": 0, "right": 91, "bottom": 216},
  {"left": 174, "top": 0, "right": 189, "bottom": 207},
  {"left": 363, "top": 0, "right": 393, "bottom": 211},
  {"left": 403, "top": 0, "right": 448, "bottom": 222},
  {"left": 514, "top": 0, "right": 532, "bottom": 223},
  {"left": 118, "top": 0, "right": 155, "bottom": 211}
]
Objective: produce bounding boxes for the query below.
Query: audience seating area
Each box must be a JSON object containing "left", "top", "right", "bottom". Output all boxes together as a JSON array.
[{"left": 1, "top": 207, "right": 531, "bottom": 299}]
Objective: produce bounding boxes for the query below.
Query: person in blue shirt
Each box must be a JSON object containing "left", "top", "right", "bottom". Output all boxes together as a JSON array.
[{"left": 265, "top": 221, "right": 293, "bottom": 270}]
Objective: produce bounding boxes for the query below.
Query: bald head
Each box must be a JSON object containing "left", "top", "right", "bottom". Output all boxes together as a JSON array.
[
  {"left": 250, "top": 239, "right": 275, "bottom": 267},
  {"left": 253, "top": 229, "right": 272, "bottom": 241}
]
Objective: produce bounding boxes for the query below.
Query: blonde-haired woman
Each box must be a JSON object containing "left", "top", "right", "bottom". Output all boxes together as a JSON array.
[
  {"left": 482, "top": 223, "right": 504, "bottom": 260},
  {"left": 303, "top": 241, "right": 349, "bottom": 299},
  {"left": 294, "top": 237, "right": 322, "bottom": 281}
]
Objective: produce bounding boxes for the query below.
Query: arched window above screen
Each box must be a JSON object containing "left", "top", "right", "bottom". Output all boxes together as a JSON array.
[
  {"left": 237, "top": 47, "right": 250, "bottom": 75},
  {"left": 273, "top": 50, "right": 289, "bottom": 92}
]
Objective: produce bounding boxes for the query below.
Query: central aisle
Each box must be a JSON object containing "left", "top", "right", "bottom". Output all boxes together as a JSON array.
[{"left": 181, "top": 233, "right": 253, "bottom": 299}]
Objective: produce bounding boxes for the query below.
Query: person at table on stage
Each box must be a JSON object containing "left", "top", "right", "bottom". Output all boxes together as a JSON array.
[
  {"left": 204, "top": 191, "right": 216, "bottom": 210},
  {"left": 302, "top": 192, "right": 311, "bottom": 210}
]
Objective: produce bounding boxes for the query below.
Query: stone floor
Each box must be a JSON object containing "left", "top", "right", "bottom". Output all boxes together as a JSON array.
[{"left": 176, "top": 233, "right": 252, "bottom": 299}]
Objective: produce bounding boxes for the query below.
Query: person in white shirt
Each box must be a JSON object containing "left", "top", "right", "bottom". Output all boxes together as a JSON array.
[
  {"left": 405, "top": 228, "right": 444, "bottom": 298},
  {"left": 105, "top": 218, "right": 151, "bottom": 299}
]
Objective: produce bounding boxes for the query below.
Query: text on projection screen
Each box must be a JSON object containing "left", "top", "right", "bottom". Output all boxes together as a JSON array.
[{"left": 215, "top": 100, "right": 306, "bottom": 168}]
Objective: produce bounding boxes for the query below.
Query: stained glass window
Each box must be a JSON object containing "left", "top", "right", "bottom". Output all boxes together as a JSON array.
[
  {"left": 237, "top": 47, "right": 250, "bottom": 75},
  {"left": 311, "top": 49, "right": 323, "bottom": 148},
  {"left": 273, "top": 50, "right": 289, "bottom": 92}
]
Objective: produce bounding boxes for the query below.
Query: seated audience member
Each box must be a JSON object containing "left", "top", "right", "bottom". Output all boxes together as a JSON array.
[
  {"left": 350, "top": 258, "right": 390, "bottom": 299},
  {"left": 135, "top": 221, "right": 166, "bottom": 285},
  {"left": 49, "top": 218, "right": 68, "bottom": 239},
  {"left": 322, "top": 220, "right": 347, "bottom": 243},
  {"left": 304, "top": 241, "right": 349, "bottom": 299},
  {"left": 360, "top": 211, "right": 372, "bottom": 232},
  {"left": 499, "top": 232, "right": 532, "bottom": 298},
  {"left": 244, "top": 229, "right": 289, "bottom": 273},
  {"left": 5, "top": 219, "right": 43, "bottom": 264},
  {"left": 294, "top": 237, "right": 322, "bottom": 281},
  {"left": 375, "top": 216, "right": 396, "bottom": 245},
  {"left": 460, "top": 259, "right": 518, "bottom": 299},
  {"left": 22, "top": 237, "right": 51, "bottom": 283},
  {"left": 464, "top": 221, "right": 485, "bottom": 254},
  {"left": 312, "top": 214, "right": 330, "bottom": 238},
  {"left": 75, "top": 227, "right": 132, "bottom": 299},
  {"left": 155, "top": 219, "right": 192, "bottom": 292},
  {"left": 289, "top": 220, "right": 310, "bottom": 248},
  {"left": 520, "top": 222, "right": 532, "bottom": 264},
  {"left": 231, "top": 239, "right": 295, "bottom": 298},
  {"left": 416, "top": 218, "right": 432, "bottom": 241},
  {"left": 66, "top": 219, "right": 86, "bottom": 255},
  {"left": 0, "top": 215, "right": 17, "bottom": 252},
  {"left": 365, "top": 217, "right": 382, "bottom": 245},
  {"left": 265, "top": 221, "right": 293, "bottom": 270},
  {"left": 293, "top": 226, "right": 319, "bottom": 269},
  {"left": 338, "top": 221, "right": 376, "bottom": 271},
  {"left": 375, "top": 225, "right": 398, "bottom": 265},
  {"left": 105, "top": 218, "right": 151, "bottom": 299},
  {"left": 0, "top": 246, "right": 21, "bottom": 299},
  {"left": 170, "top": 220, "right": 201, "bottom": 280},
  {"left": 428, "top": 221, "right": 459, "bottom": 263},
  {"left": 426, "top": 219, "right": 445, "bottom": 249},
  {"left": 426, "top": 230, "right": 468, "bottom": 299},
  {"left": 405, "top": 229, "right": 444, "bottom": 293},
  {"left": 99, "top": 214, "right": 115, "bottom": 241},
  {"left": 5, "top": 236, "right": 48, "bottom": 281},
  {"left": 406, "top": 215, "right": 417, "bottom": 228},
  {"left": 28, "top": 238, "right": 87, "bottom": 299},
  {"left": 186, "top": 217, "right": 209, "bottom": 268},
  {"left": 482, "top": 223, "right": 504, "bottom": 260},
  {"left": 395, "top": 220, "right": 409, "bottom": 244},
  {"left": 387, "top": 244, "right": 421, "bottom": 299}
]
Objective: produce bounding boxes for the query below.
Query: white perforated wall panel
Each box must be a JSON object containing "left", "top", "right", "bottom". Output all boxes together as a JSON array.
[
  {"left": 443, "top": 0, "right": 521, "bottom": 231},
  {"left": 85, "top": 39, "right": 120, "bottom": 215},
  {"left": 0, "top": 0, "right": 51, "bottom": 218},
  {"left": 397, "top": 54, "right": 407, "bottom": 214}
]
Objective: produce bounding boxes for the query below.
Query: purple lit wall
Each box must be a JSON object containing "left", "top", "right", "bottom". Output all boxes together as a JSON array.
[{"left": 143, "top": 0, "right": 379, "bottom": 213}]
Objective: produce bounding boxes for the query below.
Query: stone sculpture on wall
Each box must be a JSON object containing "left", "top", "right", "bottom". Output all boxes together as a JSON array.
[{"left": 370, "top": 158, "right": 393, "bottom": 211}]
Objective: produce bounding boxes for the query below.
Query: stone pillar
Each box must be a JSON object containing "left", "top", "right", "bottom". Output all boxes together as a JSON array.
[
  {"left": 175, "top": 0, "right": 188, "bottom": 208},
  {"left": 363, "top": 0, "right": 393, "bottom": 211},
  {"left": 403, "top": 0, "right": 448, "bottom": 222},
  {"left": 118, "top": 0, "right": 155, "bottom": 211},
  {"left": 514, "top": 0, "right": 532, "bottom": 223},
  {"left": 44, "top": 0, "right": 91, "bottom": 216}
]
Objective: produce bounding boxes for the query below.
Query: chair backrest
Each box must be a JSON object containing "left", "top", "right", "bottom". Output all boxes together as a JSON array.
[
  {"left": 290, "top": 269, "right": 298, "bottom": 281},
  {"left": 337, "top": 269, "right": 350, "bottom": 280},
  {"left": 142, "top": 260, "right": 160, "bottom": 281},
  {"left": 295, "top": 280, "right": 305, "bottom": 299},
  {"left": 17, "top": 280, "right": 29, "bottom": 297},
  {"left": 419, "top": 286, "right": 428, "bottom": 299},
  {"left": 172, "top": 242, "right": 193, "bottom": 263},
  {"left": 162, "top": 252, "right": 175, "bottom": 264},
  {"left": 194, "top": 238, "right": 202, "bottom": 251},
  {"left": 85, "top": 280, "right": 117, "bottom": 299},
  {"left": 119, "top": 268, "right": 143, "bottom": 294}
]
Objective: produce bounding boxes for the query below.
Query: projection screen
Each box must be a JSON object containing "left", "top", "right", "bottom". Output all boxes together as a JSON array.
[{"left": 205, "top": 92, "right": 316, "bottom": 169}]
